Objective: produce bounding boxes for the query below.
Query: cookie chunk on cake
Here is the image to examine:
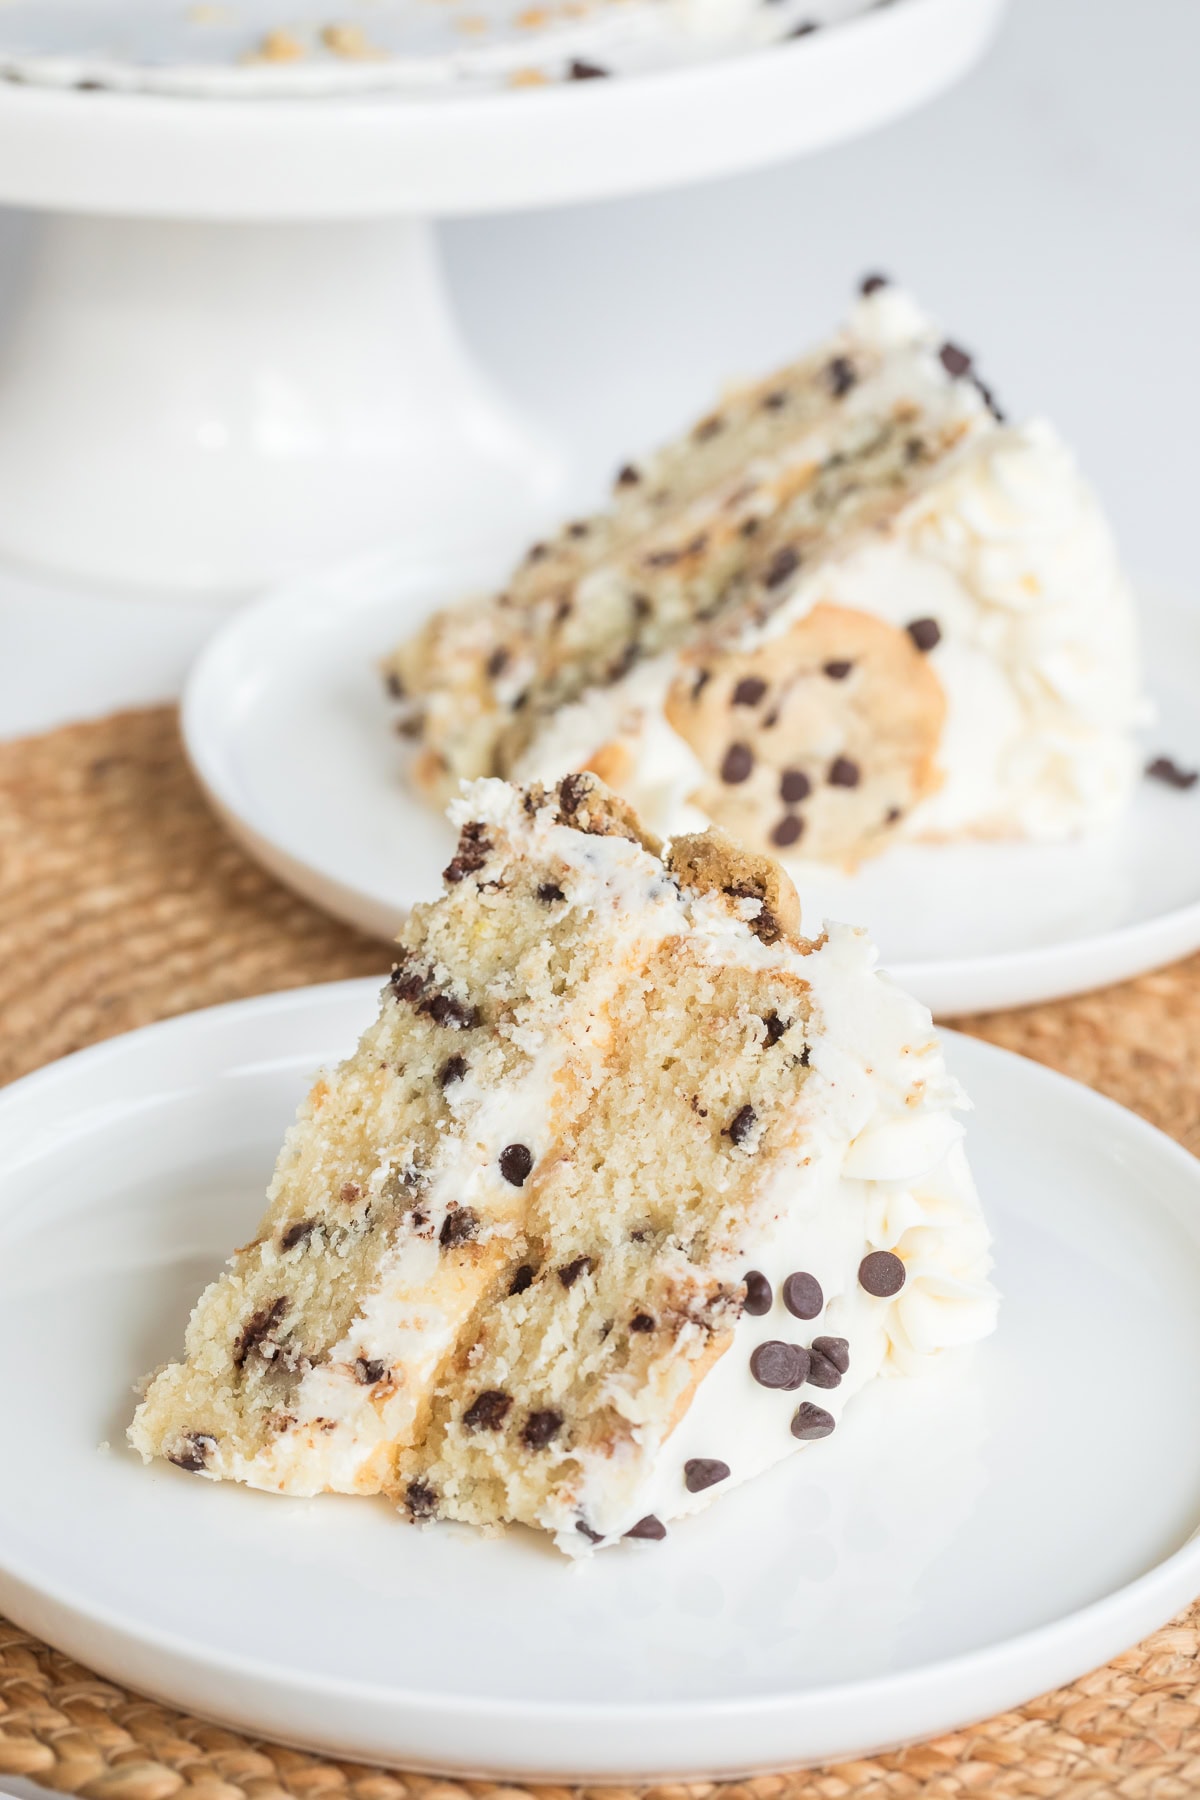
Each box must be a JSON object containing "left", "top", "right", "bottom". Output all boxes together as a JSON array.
[
  {"left": 130, "top": 774, "right": 996, "bottom": 1551},
  {"left": 383, "top": 278, "right": 1143, "bottom": 866}
]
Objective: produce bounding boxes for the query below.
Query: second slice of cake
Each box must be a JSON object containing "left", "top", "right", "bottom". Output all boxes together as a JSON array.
[{"left": 130, "top": 774, "right": 997, "bottom": 1551}]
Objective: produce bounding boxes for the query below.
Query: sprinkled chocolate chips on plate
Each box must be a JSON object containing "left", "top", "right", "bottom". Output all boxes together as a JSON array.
[
  {"left": 782, "top": 1271, "right": 823, "bottom": 1319},
  {"left": 859, "top": 1250, "right": 906, "bottom": 1296},
  {"left": 684, "top": 1458, "right": 731, "bottom": 1492}
]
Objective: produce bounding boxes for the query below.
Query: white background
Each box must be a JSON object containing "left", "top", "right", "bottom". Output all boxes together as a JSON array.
[{"left": 0, "top": 0, "right": 1196, "bottom": 743}]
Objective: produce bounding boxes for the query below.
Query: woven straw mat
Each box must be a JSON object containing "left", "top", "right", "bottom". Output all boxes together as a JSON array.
[{"left": 1, "top": 706, "right": 1198, "bottom": 1800}]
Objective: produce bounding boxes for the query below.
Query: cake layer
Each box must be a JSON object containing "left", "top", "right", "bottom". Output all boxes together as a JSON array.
[{"left": 385, "top": 281, "right": 1143, "bottom": 865}]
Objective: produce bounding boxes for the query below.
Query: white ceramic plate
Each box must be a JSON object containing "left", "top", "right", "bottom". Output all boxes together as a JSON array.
[
  {"left": 1, "top": 983, "right": 1199, "bottom": 1779},
  {"left": 183, "top": 552, "right": 1200, "bottom": 1016}
]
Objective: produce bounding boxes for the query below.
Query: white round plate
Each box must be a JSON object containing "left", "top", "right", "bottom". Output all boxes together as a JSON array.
[
  {"left": 0, "top": 0, "right": 1002, "bottom": 217},
  {"left": 0, "top": 987, "right": 1198, "bottom": 1778},
  {"left": 183, "top": 551, "right": 1200, "bottom": 1016}
]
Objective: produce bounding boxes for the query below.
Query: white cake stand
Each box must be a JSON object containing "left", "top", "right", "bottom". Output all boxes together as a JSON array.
[{"left": 0, "top": 0, "right": 1003, "bottom": 596}]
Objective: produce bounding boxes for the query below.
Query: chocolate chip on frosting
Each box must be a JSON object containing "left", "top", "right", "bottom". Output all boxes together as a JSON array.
[
  {"left": 684, "top": 1458, "right": 731, "bottom": 1492},
  {"left": 807, "top": 1336, "right": 849, "bottom": 1388},
  {"left": 780, "top": 768, "right": 811, "bottom": 804},
  {"left": 859, "top": 1250, "right": 906, "bottom": 1296},
  {"left": 354, "top": 1357, "right": 386, "bottom": 1385},
  {"left": 439, "top": 1206, "right": 479, "bottom": 1247},
  {"left": 720, "top": 742, "right": 755, "bottom": 784},
  {"left": 939, "top": 341, "right": 973, "bottom": 378},
  {"left": 906, "top": 617, "right": 941, "bottom": 652},
  {"left": 732, "top": 676, "right": 768, "bottom": 707},
  {"left": 743, "top": 1269, "right": 773, "bottom": 1315},
  {"left": 625, "top": 1514, "right": 667, "bottom": 1540},
  {"left": 522, "top": 1408, "right": 564, "bottom": 1450},
  {"left": 771, "top": 815, "right": 804, "bottom": 848},
  {"left": 829, "top": 756, "right": 860, "bottom": 788},
  {"left": 782, "top": 1271, "right": 823, "bottom": 1319},
  {"left": 726, "top": 1103, "right": 757, "bottom": 1146},
  {"left": 463, "top": 1389, "right": 512, "bottom": 1431},
  {"left": 790, "top": 1402, "right": 836, "bottom": 1441},
  {"left": 576, "top": 1519, "right": 604, "bottom": 1543},
  {"left": 764, "top": 545, "right": 800, "bottom": 589},
  {"left": 750, "top": 1341, "right": 810, "bottom": 1390},
  {"left": 499, "top": 1143, "right": 534, "bottom": 1187}
]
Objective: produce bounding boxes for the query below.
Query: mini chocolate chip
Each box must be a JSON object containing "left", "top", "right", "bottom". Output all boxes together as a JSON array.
[
  {"left": 812, "top": 1335, "right": 850, "bottom": 1374},
  {"left": 692, "top": 668, "right": 712, "bottom": 699},
  {"left": 823, "top": 659, "right": 853, "bottom": 680},
  {"left": 500, "top": 1143, "right": 534, "bottom": 1187},
  {"left": 168, "top": 1432, "right": 216, "bottom": 1474},
  {"left": 860, "top": 272, "right": 890, "bottom": 295},
  {"left": 750, "top": 1340, "right": 810, "bottom": 1390},
  {"left": 684, "top": 1458, "right": 731, "bottom": 1493},
  {"left": 630, "top": 1312, "right": 656, "bottom": 1332},
  {"left": 763, "top": 389, "right": 788, "bottom": 410},
  {"left": 780, "top": 768, "right": 811, "bottom": 804},
  {"left": 443, "top": 821, "right": 492, "bottom": 883},
  {"left": 522, "top": 1408, "right": 563, "bottom": 1449},
  {"left": 389, "top": 960, "right": 426, "bottom": 1004},
  {"left": 645, "top": 547, "right": 681, "bottom": 567},
  {"left": 423, "top": 993, "right": 478, "bottom": 1030},
  {"left": 799, "top": 1044, "right": 811, "bottom": 1066},
  {"left": 906, "top": 617, "right": 941, "bottom": 652},
  {"left": 885, "top": 806, "right": 902, "bottom": 824},
  {"left": 355, "top": 1358, "right": 386, "bottom": 1385},
  {"left": 280, "top": 1219, "right": 315, "bottom": 1252},
  {"left": 726, "top": 1104, "right": 756, "bottom": 1146},
  {"left": 558, "top": 771, "right": 593, "bottom": 815},
  {"left": 765, "top": 545, "right": 800, "bottom": 589},
  {"left": 721, "top": 742, "right": 755, "bottom": 784},
  {"left": 694, "top": 415, "right": 724, "bottom": 442},
  {"left": 486, "top": 646, "right": 509, "bottom": 679},
  {"left": 509, "top": 1263, "right": 535, "bottom": 1295},
  {"left": 826, "top": 356, "right": 857, "bottom": 397},
  {"left": 385, "top": 670, "right": 406, "bottom": 699},
  {"left": 576, "top": 1519, "right": 604, "bottom": 1542},
  {"left": 340, "top": 1182, "right": 361, "bottom": 1202},
  {"left": 829, "top": 756, "right": 860, "bottom": 788},
  {"left": 973, "top": 375, "right": 1006, "bottom": 422},
  {"left": 740, "top": 517, "right": 762, "bottom": 537},
  {"left": 791, "top": 1402, "right": 836, "bottom": 1440},
  {"left": 939, "top": 341, "right": 973, "bottom": 378},
  {"left": 616, "top": 463, "right": 641, "bottom": 487},
  {"left": 536, "top": 882, "right": 566, "bottom": 904},
  {"left": 567, "top": 520, "right": 589, "bottom": 537},
  {"left": 1147, "top": 756, "right": 1199, "bottom": 790},
  {"left": 743, "top": 1269, "right": 773, "bottom": 1315},
  {"left": 439, "top": 1207, "right": 479, "bottom": 1248},
  {"left": 771, "top": 815, "right": 804, "bottom": 848},
  {"left": 762, "top": 1013, "right": 787, "bottom": 1047},
  {"left": 860, "top": 1250, "right": 906, "bottom": 1295},
  {"left": 407, "top": 1477, "right": 437, "bottom": 1520},
  {"left": 464, "top": 1389, "right": 512, "bottom": 1431},
  {"left": 233, "top": 1297, "right": 287, "bottom": 1370},
  {"left": 787, "top": 20, "right": 818, "bottom": 36},
  {"left": 625, "top": 1514, "right": 667, "bottom": 1540},
  {"left": 782, "top": 1271, "right": 823, "bottom": 1319},
  {"left": 733, "top": 676, "right": 768, "bottom": 707},
  {"left": 559, "top": 1254, "right": 595, "bottom": 1288},
  {"left": 438, "top": 1054, "right": 467, "bottom": 1088},
  {"left": 632, "top": 592, "right": 653, "bottom": 619}
]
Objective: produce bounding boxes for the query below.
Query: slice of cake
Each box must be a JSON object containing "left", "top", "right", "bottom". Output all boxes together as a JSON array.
[
  {"left": 130, "top": 774, "right": 997, "bottom": 1552},
  {"left": 383, "top": 278, "right": 1143, "bottom": 866}
]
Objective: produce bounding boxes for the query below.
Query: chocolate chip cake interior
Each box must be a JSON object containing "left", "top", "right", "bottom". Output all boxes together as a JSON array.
[
  {"left": 384, "top": 275, "right": 1143, "bottom": 866},
  {"left": 130, "top": 773, "right": 996, "bottom": 1552}
]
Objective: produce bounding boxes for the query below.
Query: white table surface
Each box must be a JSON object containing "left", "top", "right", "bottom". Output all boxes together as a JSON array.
[{"left": 1, "top": 0, "right": 1197, "bottom": 746}]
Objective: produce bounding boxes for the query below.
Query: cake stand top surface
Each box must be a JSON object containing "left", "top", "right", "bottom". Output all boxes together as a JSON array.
[{"left": 0, "top": 0, "right": 1004, "bottom": 217}]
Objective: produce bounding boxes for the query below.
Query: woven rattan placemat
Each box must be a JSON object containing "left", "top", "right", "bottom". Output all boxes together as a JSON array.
[{"left": 2, "top": 705, "right": 1199, "bottom": 1799}]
